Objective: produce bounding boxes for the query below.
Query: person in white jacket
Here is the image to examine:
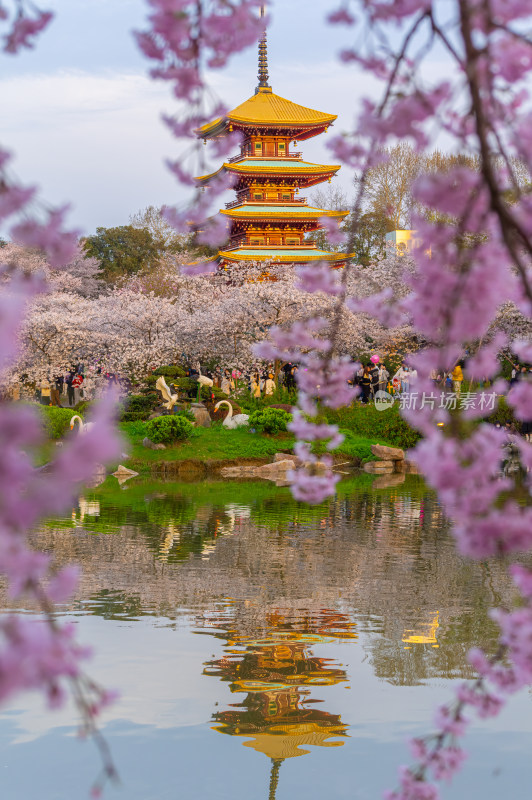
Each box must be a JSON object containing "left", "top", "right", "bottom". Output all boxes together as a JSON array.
[
  {"left": 393, "top": 365, "right": 409, "bottom": 394},
  {"left": 264, "top": 374, "right": 276, "bottom": 395}
]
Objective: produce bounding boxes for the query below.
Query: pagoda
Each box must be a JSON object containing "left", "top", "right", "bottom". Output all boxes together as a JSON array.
[{"left": 196, "top": 8, "right": 351, "bottom": 265}]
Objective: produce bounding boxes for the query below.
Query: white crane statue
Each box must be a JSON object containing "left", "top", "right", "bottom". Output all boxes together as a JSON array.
[
  {"left": 214, "top": 400, "right": 249, "bottom": 429},
  {"left": 155, "top": 376, "right": 178, "bottom": 411}
]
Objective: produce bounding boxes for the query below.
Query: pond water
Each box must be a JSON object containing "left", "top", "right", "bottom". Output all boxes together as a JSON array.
[{"left": 1, "top": 474, "right": 531, "bottom": 800}]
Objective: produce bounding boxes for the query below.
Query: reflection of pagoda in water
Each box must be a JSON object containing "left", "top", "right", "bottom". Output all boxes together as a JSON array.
[
  {"left": 402, "top": 612, "right": 439, "bottom": 648},
  {"left": 201, "top": 608, "right": 354, "bottom": 799}
]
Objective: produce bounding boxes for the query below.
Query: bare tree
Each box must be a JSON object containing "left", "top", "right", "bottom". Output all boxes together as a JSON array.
[
  {"left": 310, "top": 184, "right": 350, "bottom": 211},
  {"left": 361, "top": 142, "right": 422, "bottom": 229},
  {"left": 130, "top": 205, "right": 190, "bottom": 253}
]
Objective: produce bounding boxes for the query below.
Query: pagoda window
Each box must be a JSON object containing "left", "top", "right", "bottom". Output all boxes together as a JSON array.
[
  {"left": 281, "top": 192, "right": 291, "bottom": 201},
  {"left": 286, "top": 236, "right": 300, "bottom": 246},
  {"left": 254, "top": 141, "right": 262, "bottom": 153},
  {"left": 253, "top": 192, "right": 263, "bottom": 200},
  {"left": 250, "top": 236, "right": 265, "bottom": 245}
]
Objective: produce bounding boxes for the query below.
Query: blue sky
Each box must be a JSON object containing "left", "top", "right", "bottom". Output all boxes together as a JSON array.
[{"left": 0, "top": 0, "right": 443, "bottom": 233}]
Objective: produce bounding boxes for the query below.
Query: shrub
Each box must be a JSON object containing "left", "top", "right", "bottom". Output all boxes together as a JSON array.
[
  {"left": 73, "top": 400, "right": 92, "bottom": 415},
  {"left": 119, "top": 393, "right": 160, "bottom": 422},
  {"left": 40, "top": 406, "right": 80, "bottom": 439},
  {"left": 325, "top": 402, "right": 420, "bottom": 450},
  {"left": 248, "top": 407, "right": 292, "bottom": 435},
  {"left": 176, "top": 407, "right": 195, "bottom": 423},
  {"left": 174, "top": 377, "right": 198, "bottom": 398},
  {"left": 145, "top": 415, "right": 194, "bottom": 444},
  {"left": 125, "top": 394, "right": 157, "bottom": 413},
  {"left": 153, "top": 365, "right": 186, "bottom": 378},
  {"left": 174, "top": 377, "right": 219, "bottom": 402},
  {"left": 121, "top": 411, "right": 148, "bottom": 423},
  {"left": 485, "top": 396, "right": 517, "bottom": 427}
]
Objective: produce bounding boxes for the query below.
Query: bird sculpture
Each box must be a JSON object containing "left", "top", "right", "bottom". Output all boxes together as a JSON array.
[
  {"left": 69, "top": 415, "right": 94, "bottom": 434},
  {"left": 196, "top": 363, "right": 213, "bottom": 403},
  {"left": 155, "top": 376, "right": 178, "bottom": 411},
  {"left": 214, "top": 400, "right": 249, "bottom": 429}
]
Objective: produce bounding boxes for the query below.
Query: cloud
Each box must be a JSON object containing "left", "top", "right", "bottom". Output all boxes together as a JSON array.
[
  {"left": 1, "top": 69, "right": 182, "bottom": 233},
  {"left": 1, "top": 63, "right": 366, "bottom": 233}
]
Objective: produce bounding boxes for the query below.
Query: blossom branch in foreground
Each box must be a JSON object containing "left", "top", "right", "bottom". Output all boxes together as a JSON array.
[{"left": 1, "top": 148, "right": 120, "bottom": 794}]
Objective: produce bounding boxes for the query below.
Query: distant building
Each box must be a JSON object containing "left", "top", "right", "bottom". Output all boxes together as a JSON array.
[{"left": 385, "top": 229, "right": 420, "bottom": 256}]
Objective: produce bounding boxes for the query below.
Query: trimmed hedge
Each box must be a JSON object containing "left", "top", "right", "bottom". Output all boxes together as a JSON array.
[
  {"left": 125, "top": 394, "right": 157, "bottom": 413},
  {"left": 153, "top": 365, "right": 186, "bottom": 378},
  {"left": 119, "top": 393, "right": 160, "bottom": 422},
  {"left": 121, "top": 411, "right": 148, "bottom": 423},
  {"left": 145, "top": 415, "right": 194, "bottom": 444},
  {"left": 249, "top": 407, "right": 292, "bottom": 434}
]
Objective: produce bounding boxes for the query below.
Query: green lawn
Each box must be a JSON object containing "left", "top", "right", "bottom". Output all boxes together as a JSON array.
[
  {"left": 123, "top": 421, "right": 296, "bottom": 466},
  {"left": 120, "top": 420, "right": 394, "bottom": 470}
]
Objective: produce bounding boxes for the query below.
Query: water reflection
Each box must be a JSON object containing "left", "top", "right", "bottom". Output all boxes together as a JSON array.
[
  {"left": 23, "top": 475, "right": 510, "bottom": 687},
  {"left": 201, "top": 607, "right": 353, "bottom": 799},
  {"left": 402, "top": 611, "right": 439, "bottom": 647},
  {"left": 72, "top": 497, "right": 100, "bottom": 527},
  {"left": 0, "top": 475, "right": 530, "bottom": 800}
]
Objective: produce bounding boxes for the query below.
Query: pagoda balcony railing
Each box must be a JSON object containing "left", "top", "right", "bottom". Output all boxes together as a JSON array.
[
  {"left": 227, "top": 152, "right": 303, "bottom": 163},
  {"left": 225, "top": 237, "right": 318, "bottom": 251},
  {"left": 225, "top": 196, "right": 308, "bottom": 209},
  {"left": 226, "top": 236, "right": 248, "bottom": 249}
]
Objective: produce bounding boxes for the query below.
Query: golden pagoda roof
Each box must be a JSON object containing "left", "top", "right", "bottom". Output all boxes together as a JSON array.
[
  {"left": 218, "top": 246, "right": 352, "bottom": 264},
  {"left": 196, "top": 158, "right": 340, "bottom": 184},
  {"left": 221, "top": 204, "right": 348, "bottom": 220},
  {"left": 198, "top": 87, "right": 336, "bottom": 138},
  {"left": 241, "top": 725, "right": 346, "bottom": 760}
]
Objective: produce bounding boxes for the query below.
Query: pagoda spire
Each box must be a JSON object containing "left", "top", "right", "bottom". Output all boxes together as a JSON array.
[
  {"left": 256, "top": 4, "right": 271, "bottom": 92},
  {"left": 268, "top": 758, "right": 282, "bottom": 800}
]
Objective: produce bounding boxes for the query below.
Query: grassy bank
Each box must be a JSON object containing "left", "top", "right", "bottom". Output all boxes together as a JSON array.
[
  {"left": 123, "top": 420, "right": 295, "bottom": 466},
  {"left": 32, "top": 404, "right": 408, "bottom": 473},
  {"left": 120, "top": 419, "right": 397, "bottom": 474}
]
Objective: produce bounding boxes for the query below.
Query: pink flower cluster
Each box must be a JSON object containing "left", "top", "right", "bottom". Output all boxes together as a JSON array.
[
  {"left": 1, "top": 102, "right": 120, "bottom": 787},
  {"left": 1, "top": 3, "right": 53, "bottom": 54}
]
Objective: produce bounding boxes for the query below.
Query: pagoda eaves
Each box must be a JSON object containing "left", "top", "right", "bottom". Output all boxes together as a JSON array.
[
  {"left": 198, "top": 87, "right": 336, "bottom": 142},
  {"left": 196, "top": 158, "right": 341, "bottom": 190}
]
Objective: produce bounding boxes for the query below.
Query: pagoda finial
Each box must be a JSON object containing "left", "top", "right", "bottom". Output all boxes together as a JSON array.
[{"left": 256, "top": 4, "right": 271, "bottom": 92}]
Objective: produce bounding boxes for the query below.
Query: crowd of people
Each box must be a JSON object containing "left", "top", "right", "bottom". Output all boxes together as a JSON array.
[
  {"left": 185, "top": 362, "right": 298, "bottom": 399},
  {"left": 20, "top": 354, "right": 532, "bottom": 445},
  {"left": 32, "top": 368, "right": 125, "bottom": 407},
  {"left": 351, "top": 361, "right": 419, "bottom": 403}
]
